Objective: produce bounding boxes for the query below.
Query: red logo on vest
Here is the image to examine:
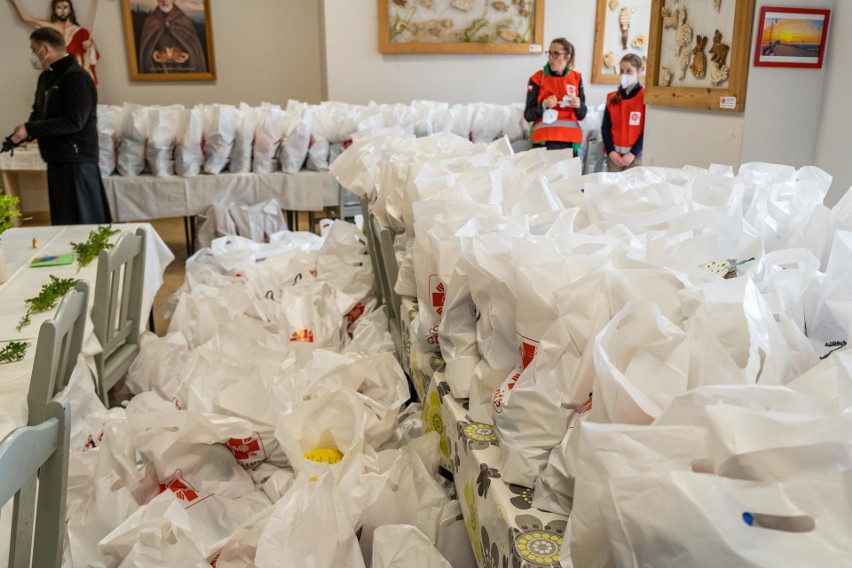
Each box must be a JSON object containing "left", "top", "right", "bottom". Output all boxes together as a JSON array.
[{"left": 629, "top": 111, "right": 642, "bottom": 126}]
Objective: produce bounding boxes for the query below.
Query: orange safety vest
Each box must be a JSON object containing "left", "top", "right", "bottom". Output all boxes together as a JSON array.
[
  {"left": 529, "top": 68, "right": 583, "bottom": 145},
  {"left": 606, "top": 86, "right": 645, "bottom": 154}
]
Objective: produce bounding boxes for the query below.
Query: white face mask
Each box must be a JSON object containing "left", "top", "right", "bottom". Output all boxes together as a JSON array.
[
  {"left": 29, "top": 47, "right": 45, "bottom": 70},
  {"left": 620, "top": 74, "right": 638, "bottom": 90}
]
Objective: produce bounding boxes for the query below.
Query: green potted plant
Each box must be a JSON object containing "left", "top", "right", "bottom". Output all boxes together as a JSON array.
[{"left": 0, "top": 191, "right": 23, "bottom": 283}]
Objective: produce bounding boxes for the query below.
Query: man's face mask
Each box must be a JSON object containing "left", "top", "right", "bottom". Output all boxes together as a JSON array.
[{"left": 29, "top": 46, "right": 46, "bottom": 70}]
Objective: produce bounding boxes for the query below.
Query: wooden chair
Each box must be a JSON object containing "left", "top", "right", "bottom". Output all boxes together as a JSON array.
[
  {"left": 27, "top": 280, "right": 90, "bottom": 425},
  {"left": 0, "top": 393, "right": 70, "bottom": 568},
  {"left": 3, "top": 281, "right": 88, "bottom": 568},
  {"left": 92, "top": 228, "right": 147, "bottom": 406}
]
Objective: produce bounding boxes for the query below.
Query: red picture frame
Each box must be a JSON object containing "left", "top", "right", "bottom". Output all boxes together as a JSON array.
[{"left": 754, "top": 6, "right": 830, "bottom": 68}]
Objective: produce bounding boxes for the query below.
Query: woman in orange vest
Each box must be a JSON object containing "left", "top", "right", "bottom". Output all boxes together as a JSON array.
[
  {"left": 524, "top": 38, "right": 587, "bottom": 156},
  {"left": 602, "top": 53, "right": 645, "bottom": 172}
]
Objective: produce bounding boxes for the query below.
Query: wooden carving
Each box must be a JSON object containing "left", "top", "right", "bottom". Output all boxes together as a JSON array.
[
  {"left": 690, "top": 34, "right": 707, "bottom": 78},
  {"left": 661, "top": 5, "right": 678, "bottom": 30},
  {"left": 709, "top": 29, "right": 730, "bottom": 67},
  {"left": 675, "top": 5, "right": 692, "bottom": 55}
]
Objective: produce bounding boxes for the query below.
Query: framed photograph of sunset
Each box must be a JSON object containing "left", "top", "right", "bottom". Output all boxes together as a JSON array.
[{"left": 754, "top": 6, "right": 830, "bottom": 68}]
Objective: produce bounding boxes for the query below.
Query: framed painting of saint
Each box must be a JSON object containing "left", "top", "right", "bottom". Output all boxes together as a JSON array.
[{"left": 121, "top": 0, "right": 216, "bottom": 81}]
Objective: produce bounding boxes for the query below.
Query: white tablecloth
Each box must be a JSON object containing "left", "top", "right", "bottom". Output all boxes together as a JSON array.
[
  {"left": 102, "top": 171, "right": 341, "bottom": 221},
  {"left": 0, "top": 223, "right": 174, "bottom": 440}
]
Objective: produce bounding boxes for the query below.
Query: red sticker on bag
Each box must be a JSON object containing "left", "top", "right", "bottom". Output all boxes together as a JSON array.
[
  {"left": 160, "top": 470, "right": 211, "bottom": 509},
  {"left": 429, "top": 275, "right": 445, "bottom": 316},
  {"left": 226, "top": 433, "right": 268, "bottom": 469},
  {"left": 518, "top": 335, "right": 539, "bottom": 369},
  {"left": 290, "top": 328, "right": 315, "bottom": 343}
]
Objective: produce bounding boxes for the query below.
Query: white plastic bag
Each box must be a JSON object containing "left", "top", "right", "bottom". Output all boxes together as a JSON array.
[
  {"left": 566, "top": 421, "right": 709, "bottom": 568},
  {"left": 145, "top": 105, "right": 182, "bottom": 177},
  {"left": 116, "top": 104, "right": 148, "bottom": 177},
  {"left": 371, "top": 525, "right": 453, "bottom": 568},
  {"left": 97, "top": 104, "right": 122, "bottom": 176},
  {"left": 604, "top": 470, "right": 852, "bottom": 568},
  {"left": 254, "top": 471, "right": 365, "bottom": 568},
  {"left": 280, "top": 103, "right": 314, "bottom": 173},
  {"left": 230, "top": 103, "right": 259, "bottom": 173},
  {"left": 252, "top": 104, "right": 287, "bottom": 174},
  {"left": 202, "top": 104, "right": 237, "bottom": 174},
  {"left": 175, "top": 106, "right": 205, "bottom": 177}
]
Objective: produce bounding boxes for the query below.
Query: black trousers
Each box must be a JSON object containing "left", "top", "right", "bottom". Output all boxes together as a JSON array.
[{"left": 46, "top": 162, "right": 113, "bottom": 225}]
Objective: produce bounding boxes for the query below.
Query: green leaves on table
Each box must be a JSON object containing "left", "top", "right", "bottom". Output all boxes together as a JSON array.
[
  {"left": 70, "top": 224, "right": 120, "bottom": 270},
  {"left": 0, "top": 341, "right": 28, "bottom": 364},
  {"left": 0, "top": 193, "right": 22, "bottom": 236},
  {"left": 17, "top": 275, "right": 79, "bottom": 332}
]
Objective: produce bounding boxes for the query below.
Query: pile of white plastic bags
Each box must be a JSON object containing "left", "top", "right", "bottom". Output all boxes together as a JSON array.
[
  {"left": 332, "top": 129, "right": 852, "bottom": 567},
  {"left": 59, "top": 219, "right": 477, "bottom": 567}
]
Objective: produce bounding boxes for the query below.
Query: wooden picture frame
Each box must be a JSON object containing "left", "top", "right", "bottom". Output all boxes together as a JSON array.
[
  {"left": 592, "top": 0, "right": 653, "bottom": 85},
  {"left": 645, "top": 0, "right": 755, "bottom": 112},
  {"left": 753, "top": 6, "right": 830, "bottom": 68},
  {"left": 121, "top": 0, "right": 216, "bottom": 82},
  {"left": 377, "top": 0, "right": 545, "bottom": 55}
]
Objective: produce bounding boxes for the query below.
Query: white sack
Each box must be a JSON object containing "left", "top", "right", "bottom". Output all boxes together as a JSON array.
[
  {"left": 116, "top": 104, "right": 148, "bottom": 177},
  {"left": 97, "top": 104, "right": 122, "bottom": 176},
  {"left": 371, "top": 525, "right": 452, "bottom": 568},
  {"left": 174, "top": 106, "right": 204, "bottom": 177},
  {"left": 202, "top": 104, "right": 237, "bottom": 174},
  {"left": 145, "top": 105, "right": 181, "bottom": 177},
  {"left": 254, "top": 471, "right": 364, "bottom": 568},
  {"left": 230, "top": 103, "right": 259, "bottom": 173}
]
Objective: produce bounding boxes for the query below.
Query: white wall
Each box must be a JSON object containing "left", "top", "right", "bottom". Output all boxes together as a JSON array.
[
  {"left": 645, "top": 0, "right": 834, "bottom": 170},
  {"left": 0, "top": 0, "right": 323, "bottom": 135},
  {"left": 741, "top": 0, "right": 834, "bottom": 168},
  {"left": 815, "top": 1, "right": 852, "bottom": 207},
  {"left": 321, "top": 0, "right": 612, "bottom": 107}
]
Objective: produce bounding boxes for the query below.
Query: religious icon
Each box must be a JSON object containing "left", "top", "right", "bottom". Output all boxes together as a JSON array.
[
  {"left": 9, "top": 0, "right": 100, "bottom": 84},
  {"left": 121, "top": 0, "right": 216, "bottom": 81}
]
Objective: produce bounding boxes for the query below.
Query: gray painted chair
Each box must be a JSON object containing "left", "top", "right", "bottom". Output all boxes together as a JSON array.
[
  {"left": 92, "top": 228, "right": 147, "bottom": 405},
  {"left": 0, "top": 393, "right": 70, "bottom": 568},
  {"left": 3, "top": 281, "right": 88, "bottom": 568},
  {"left": 27, "top": 280, "right": 90, "bottom": 425}
]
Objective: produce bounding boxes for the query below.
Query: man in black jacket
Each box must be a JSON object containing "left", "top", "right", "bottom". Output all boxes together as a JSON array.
[{"left": 10, "top": 27, "right": 111, "bottom": 224}]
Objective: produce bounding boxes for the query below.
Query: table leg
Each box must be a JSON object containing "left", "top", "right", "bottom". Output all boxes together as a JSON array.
[{"left": 183, "top": 216, "right": 193, "bottom": 256}]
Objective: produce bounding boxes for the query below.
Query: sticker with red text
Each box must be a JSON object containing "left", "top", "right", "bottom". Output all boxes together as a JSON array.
[
  {"left": 160, "top": 470, "right": 212, "bottom": 509},
  {"left": 226, "top": 433, "right": 268, "bottom": 469},
  {"left": 518, "top": 334, "right": 540, "bottom": 369},
  {"left": 429, "top": 274, "right": 445, "bottom": 316}
]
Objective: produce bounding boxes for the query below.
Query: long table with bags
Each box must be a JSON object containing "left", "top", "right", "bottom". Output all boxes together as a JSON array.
[{"left": 102, "top": 171, "right": 341, "bottom": 222}]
